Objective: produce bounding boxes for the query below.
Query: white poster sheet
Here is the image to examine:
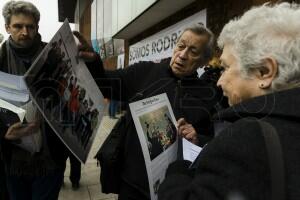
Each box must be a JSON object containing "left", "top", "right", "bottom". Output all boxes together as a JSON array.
[
  {"left": 0, "top": 71, "right": 43, "bottom": 153},
  {"left": 129, "top": 93, "right": 178, "bottom": 200},
  {"left": 0, "top": 71, "right": 29, "bottom": 103},
  {"left": 24, "top": 20, "right": 105, "bottom": 163}
]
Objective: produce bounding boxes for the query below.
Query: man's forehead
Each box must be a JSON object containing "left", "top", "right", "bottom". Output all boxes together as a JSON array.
[
  {"left": 178, "top": 33, "right": 207, "bottom": 49},
  {"left": 10, "top": 14, "right": 36, "bottom": 24},
  {"left": 180, "top": 30, "right": 208, "bottom": 38},
  {"left": 178, "top": 31, "right": 194, "bottom": 40}
]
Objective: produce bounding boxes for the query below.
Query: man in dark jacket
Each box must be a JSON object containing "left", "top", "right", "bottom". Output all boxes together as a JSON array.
[
  {"left": 0, "top": 1, "right": 68, "bottom": 199},
  {"left": 158, "top": 3, "right": 300, "bottom": 200},
  {"left": 0, "top": 158, "right": 8, "bottom": 200},
  {"left": 75, "top": 23, "right": 224, "bottom": 199},
  {"left": 0, "top": 26, "right": 9, "bottom": 200}
]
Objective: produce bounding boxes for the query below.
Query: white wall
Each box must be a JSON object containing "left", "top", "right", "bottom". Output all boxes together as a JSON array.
[
  {"left": 135, "top": 0, "right": 156, "bottom": 17},
  {"left": 96, "top": 0, "right": 104, "bottom": 39},
  {"left": 103, "top": 0, "right": 112, "bottom": 40},
  {"left": 91, "top": 0, "right": 97, "bottom": 39},
  {"left": 111, "top": 0, "right": 118, "bottom": 36},
  {"left": 116, "top": 0, "right": 133, "bottom": 32},
  {"left": 91, "top": 0, "right": 157, "bottom": 39}
]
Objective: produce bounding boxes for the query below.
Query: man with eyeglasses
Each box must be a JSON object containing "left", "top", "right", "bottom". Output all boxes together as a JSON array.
[{"left": 74, "top": 23, "right": 225, "bottom": 199}]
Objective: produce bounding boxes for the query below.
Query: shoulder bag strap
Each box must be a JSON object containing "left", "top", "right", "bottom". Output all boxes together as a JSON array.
[{"left": 258, "top": 121, "right": 285, "bottom": 200}]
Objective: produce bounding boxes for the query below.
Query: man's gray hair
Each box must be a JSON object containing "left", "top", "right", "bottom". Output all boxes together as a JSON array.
[
  {"left": 218, "top": 3, "right": 300, "bottom": 92},
  {"left": 2, "top": 1, "right": 40, "bottom": 25},
  {"left": 179, "top": 24, "right": 215, "bottom": 64},
  {"left": 0, "top": 33, "right": 4, "bottom": 43}
]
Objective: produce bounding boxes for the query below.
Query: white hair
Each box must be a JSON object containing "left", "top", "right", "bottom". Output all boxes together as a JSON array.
[{"left": 218, "top": 3, "right": 300, "bottom": 91}]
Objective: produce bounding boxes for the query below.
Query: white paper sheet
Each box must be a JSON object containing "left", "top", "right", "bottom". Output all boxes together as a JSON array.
[
  {"left": 0, "top": 71, "right": 29, "bottom": 103},
  {"left": 182, "top": 138, "right": 202, "bottom": 162},
  {"left": 130, "top": 93, "right": 178, "bottom": 200}
]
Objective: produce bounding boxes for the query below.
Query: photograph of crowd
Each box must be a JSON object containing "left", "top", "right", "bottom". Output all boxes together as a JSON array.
[
  {"left": 139, "top": 106, "right": 177, "bottom": 161},
  {"left": 24, "top": 32, "right": 101, "bottom": 162}
]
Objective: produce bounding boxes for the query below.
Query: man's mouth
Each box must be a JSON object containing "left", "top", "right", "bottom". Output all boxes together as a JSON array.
[
  {"left": 175, "top": 62, "right": 184, "bottom": 67},
  {"left": 19, "top": 37, "right": 30, "bottom": 41}
]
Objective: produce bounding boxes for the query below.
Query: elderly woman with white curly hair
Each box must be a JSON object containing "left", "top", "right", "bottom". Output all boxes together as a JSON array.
[{"left": 159, "top": 3, "right": 300, "bottom": 200}]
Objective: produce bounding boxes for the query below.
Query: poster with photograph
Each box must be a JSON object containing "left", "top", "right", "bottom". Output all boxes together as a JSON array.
[
  {"left": 24, "top": 19, "right": 105, "bottom": 163},
  {"left": 129, "top": 93, "right": 178, "bottom": 200},
  {"left": 97, "top": 38, "right": 106, "bottom": 60},
  {"left": 104, "top": 39, "right": 114, "bottom": 57},
  {"left": 117, "top": 54, "right": 125, "bottom": 69},
  {"left": 113, "top": 39, "right": 125, "bottom": 55}
]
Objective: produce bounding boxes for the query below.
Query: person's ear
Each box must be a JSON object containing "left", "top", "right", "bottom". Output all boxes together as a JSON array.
[
  {"left": 256, "top": 57, "right": 278, "bottom": 89},
  {"left": 5, "top": 24, "right": 10, "bottom": 34}
]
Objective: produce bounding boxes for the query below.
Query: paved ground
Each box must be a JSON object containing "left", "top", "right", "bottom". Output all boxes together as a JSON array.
[{"left": 59, "top": 115, "right": 119, "bottom": 200}]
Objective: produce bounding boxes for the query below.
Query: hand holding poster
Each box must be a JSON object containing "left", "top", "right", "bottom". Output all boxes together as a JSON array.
[
  {"left": 129, "top": 93, "right": 178, "bottom": 200},
  {"left": 0, "top": 72, "right": 42, "bottom": 154}
]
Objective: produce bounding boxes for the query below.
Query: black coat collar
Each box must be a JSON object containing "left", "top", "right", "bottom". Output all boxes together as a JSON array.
[{"left": 214, "top": 87, "right": 300, "bottom": 123}]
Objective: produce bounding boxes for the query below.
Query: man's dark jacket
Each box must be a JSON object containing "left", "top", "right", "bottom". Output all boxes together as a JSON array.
[
  {"left": 158, "top": 87, "right": 300, "bottom": 200},
  {"left": 0, "top": 40, "right": 68, "bottom": 177},
  {"left": 87, "top": 57, "right": 223, "bottom": 199}
]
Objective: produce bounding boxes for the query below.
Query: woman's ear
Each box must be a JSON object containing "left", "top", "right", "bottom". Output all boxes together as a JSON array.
[{"left": 256, "top": 57, "right": 278, "bottom": 89}]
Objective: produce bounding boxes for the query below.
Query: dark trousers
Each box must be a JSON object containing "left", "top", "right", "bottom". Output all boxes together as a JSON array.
[
  {"left": 6, "top": 169, "right": 64, "bottom": 200},
  {"left": 69, "top": 154, "right": 81, "bottom": 183},
  {"left": 0, "top": 160, "right": 9, "bottom": 200},
  {"left": 109, "top": 100, "right": 118, "bottom": 117},
  {"left": 118, "top": 179, "right": 150, "bottom": 200}
]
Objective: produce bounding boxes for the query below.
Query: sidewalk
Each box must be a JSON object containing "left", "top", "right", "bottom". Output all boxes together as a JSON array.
[{"left": 59, "top": 115, "right": 118, "bottom": 200}]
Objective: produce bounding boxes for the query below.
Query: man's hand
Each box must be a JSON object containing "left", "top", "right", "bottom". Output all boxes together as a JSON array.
[
  {"left": 4, "top": 121, "right": 40, "bottom": 140},
  {"left": 177, "top": 118, "right": 199, "bottom": 145},
  {"left": 73, "top": 31, "right": 97, "bottom": 62}
]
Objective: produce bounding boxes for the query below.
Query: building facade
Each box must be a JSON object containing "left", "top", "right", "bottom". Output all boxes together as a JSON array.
[{"left": 58, "top": 0, "right": 292, "bottom": 70}]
